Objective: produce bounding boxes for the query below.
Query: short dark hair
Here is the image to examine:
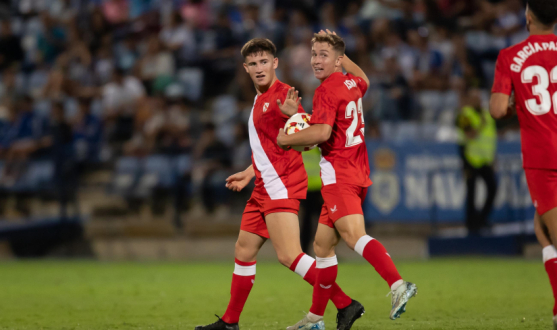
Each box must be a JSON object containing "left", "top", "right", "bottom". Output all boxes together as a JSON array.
[
  {"left": 311, "top": 33, "right": 345, "bottom": 56},
  {"left": 528, "top": 0, "right": 557, "bottom": 27},
  {"left": 241, "top": 38, "right": 277, "bottom": 59}
]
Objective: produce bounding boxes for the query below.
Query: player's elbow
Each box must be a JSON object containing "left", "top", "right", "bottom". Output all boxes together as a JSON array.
[
  {"left": 362, "top": 76, "right": 370, "bottom": 89},
  {"left": 489, "top": 95, "right": 508, "bottom": 119},
  {"left": 317, "top": 126, "right": 332, "bottom": 143},
  {"left": 489, "top": 103, "right": 507, "bottom": 119}
]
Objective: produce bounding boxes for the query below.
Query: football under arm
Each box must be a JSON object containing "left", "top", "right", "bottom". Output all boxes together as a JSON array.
[
  {"left": 490, "top": 93, "right": 510, "bottom": 119},
  {"left": 341, "top": 55, "right": 370, "bottom": 88},
  {"left": 279, "top": 124, "right": 332, "bottom": 147}
]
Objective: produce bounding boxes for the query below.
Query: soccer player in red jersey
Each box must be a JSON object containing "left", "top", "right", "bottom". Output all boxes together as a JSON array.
[
  {"left": 195, "top": 39, "right": 363, "bottom": 330},
  {"left": 490, "top": 1, "right": 557, "bottom": 327},
  {"left": 277, "top": 31, "right": 417, "bottom": 329}
]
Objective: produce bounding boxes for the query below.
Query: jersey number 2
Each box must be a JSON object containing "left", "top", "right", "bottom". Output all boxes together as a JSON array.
[
  {"left": 521, "top": 65, "right": 557, "bottom": 115},
  {"left": 345, "top": 98, "right": 365, "bottom": 147}
]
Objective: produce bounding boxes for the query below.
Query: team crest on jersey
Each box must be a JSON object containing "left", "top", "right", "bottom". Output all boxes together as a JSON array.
[{"left": 263, "top": 103, "right": 270, "bottom": 112}]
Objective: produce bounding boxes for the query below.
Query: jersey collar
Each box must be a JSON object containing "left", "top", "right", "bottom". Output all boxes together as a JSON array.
[{"left": 323, "top": 72, "right": 344, "bottom": 84}]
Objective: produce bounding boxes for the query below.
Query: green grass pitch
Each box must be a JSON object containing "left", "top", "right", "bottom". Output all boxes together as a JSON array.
[{"left": 0, "top": 258, "right": 552, "bottom": 329}]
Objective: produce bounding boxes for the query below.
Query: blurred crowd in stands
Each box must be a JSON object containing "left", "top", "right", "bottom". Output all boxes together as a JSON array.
[{"left": 0, "top": 0, "right": 538, "bottom": 216}]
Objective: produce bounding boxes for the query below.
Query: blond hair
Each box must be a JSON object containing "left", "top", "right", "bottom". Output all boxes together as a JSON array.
[{"left": 311, "top": 33, "right": 345, "bottom": 55}]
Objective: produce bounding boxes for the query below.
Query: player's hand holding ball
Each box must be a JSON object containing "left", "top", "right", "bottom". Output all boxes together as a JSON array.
[{"left": 280, "top": 113, "right": 318, "bottom": 152}]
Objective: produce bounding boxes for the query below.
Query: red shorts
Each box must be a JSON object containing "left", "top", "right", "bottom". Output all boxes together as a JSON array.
[
  {"left": 525, "top": 169, "right": 557, "bottom": 216},
  {"left": 240, "top": 194, "right": 300, "bottom": 238},
  {"left": 318, "top": 184, "right": 368, "bottom": 228}
]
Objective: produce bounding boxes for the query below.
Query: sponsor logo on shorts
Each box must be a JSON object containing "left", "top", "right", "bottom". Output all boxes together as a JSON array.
[
  {"left": 330, "top": 205, "right": 338, "bottom": 213},
  {"left": 534, "top": 200, "right": 538, "bottom": 208},
  {"left": 320, "top": 284, "right": 332, "bottom": 289}
]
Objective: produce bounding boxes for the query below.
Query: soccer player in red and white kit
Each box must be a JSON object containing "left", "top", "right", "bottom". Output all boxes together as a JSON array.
[
  {"left": 195, "top": 39, "right": 364, "bottom": 330},
  {"left": 490, "top": 1, "right": 557, "bottom": 328},
  {"left": 277, "top": 31, "right": 417, "bottom": 329}
]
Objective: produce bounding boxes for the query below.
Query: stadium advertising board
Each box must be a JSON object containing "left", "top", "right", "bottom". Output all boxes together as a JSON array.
[{"left": 364, "top": 141, "right": 534, "bottom": 223}]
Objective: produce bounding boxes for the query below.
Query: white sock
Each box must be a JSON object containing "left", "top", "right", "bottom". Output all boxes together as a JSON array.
[
  {"left": 307, "top": 312, "right": 323, "bottom": 322},
  {"left": 543, "top": 245, "right": 557, "bottom": 263},
  {"left": 391, "top": 279, "right": 404, "bottom": 291}
]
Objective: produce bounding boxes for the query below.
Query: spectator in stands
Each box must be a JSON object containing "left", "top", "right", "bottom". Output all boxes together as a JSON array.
[
  {"left": 102, "top": 68, "right": 145, "bottom": 145},
  {"left": 159, "top": 11, "right": 197, "bottom": 65},
  {"left": 376, "top": 49, "right": 413, "bottom": 120},
  {"left": 0, "top": 97, "right": 45, "bottom": 186},
  {"left": 0, "top": 68, "right": 24, "bottom": 105},
  {"left": 0, "top": 20, "right": 24, "bottom": 71},
  {"left": 36, "top": 12, "right": 67, "bottom": 64},
  {"left": 202, "top": 12, "right": 240, "bottom": 96},
  {"left": 136, "top": 35, "right": 175, "bottom": 95},
  {"left": 72, "top": 98, "right": 103, "bottom": 165},
  {"left": 41, "top": 68, "right": 72, "bottom": 100},
  {"left": 193, "top": 123, "right": 232, "bottom": 214},
  {"left": 102, "top": 0, "right": 129, "bottom": 26}
]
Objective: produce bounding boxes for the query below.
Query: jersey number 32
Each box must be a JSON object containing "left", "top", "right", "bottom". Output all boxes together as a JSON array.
[{"left": 522, "top": 65, "right": 557, "bottom": 115}]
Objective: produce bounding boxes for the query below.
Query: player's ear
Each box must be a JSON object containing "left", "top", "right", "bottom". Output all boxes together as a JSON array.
[
  {"left": 525, "top": 5, "right": 532, "bottom": 24},
  {"left": 336, "top": 55, "right": 344, "bottom": 67},
  {"left": 243, "top": 62, "right": 249, "bottom": 73},
  {"left": 273, "top": 57, "right": 278, "bottom": 70}
]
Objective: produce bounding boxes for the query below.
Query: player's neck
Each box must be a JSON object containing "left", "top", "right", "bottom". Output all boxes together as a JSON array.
[
  {"left": 255, "top": 76, "right": 278, "bottom": 95},
  {"left": 320, "top": 68, "right": 343, "bottom": 83},
  {"left": 529, "top": 24, "right": 555, "bottom": 36}
]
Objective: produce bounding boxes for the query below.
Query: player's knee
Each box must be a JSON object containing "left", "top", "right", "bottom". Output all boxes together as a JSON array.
[
  {"left": 313, "top": 239, "right": 334, "bottom": 258},
  {"left": 234, "top": 239, "right": 257, "bottom": 261},
  {"left": 276, "top": 253, "right": 294, "bottom": 268}
]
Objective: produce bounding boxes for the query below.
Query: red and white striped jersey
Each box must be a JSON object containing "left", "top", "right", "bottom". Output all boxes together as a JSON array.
[
  {"left": 248, "top": 80, "right": 307, "bottom": 200},
  {"left": 310, "top": 72, "right": 372, "bottom": 188}
]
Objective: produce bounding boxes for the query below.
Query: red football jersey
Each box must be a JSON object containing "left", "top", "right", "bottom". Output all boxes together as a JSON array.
[
  {"left": 248, "top": 80, "right": 307, "bottom": 200},
  {"left": 310, "top": 72, "right": 372, "bottom": 187},
  {"left": 492, "top": 34, "right": 557, "bottom": 170}
]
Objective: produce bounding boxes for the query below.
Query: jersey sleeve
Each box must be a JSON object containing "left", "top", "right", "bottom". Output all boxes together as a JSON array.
[
  {"left": 310, "top": 89, "right": 337, "bottom": 127},
  {"left": 347, "top": 73, "right": 368, "bottom": 96},
  {"left": 491, "top": 50, "right": 513, "bottom": 95}
]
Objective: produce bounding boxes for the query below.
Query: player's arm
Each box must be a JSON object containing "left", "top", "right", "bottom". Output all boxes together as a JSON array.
[
  {"left": 489, "top": 93, "right": 511, "bottom": 119},
  {"left": 277, "top": 124, "right": 332, "bottom": 150},
  {"left": 490, "top": 51, "right": 514, "bottom": 119},
  {"left": 225, "top": 164, "right": 254, "bottom": 192},
  {"left": 341, "top": 54, "right": 370, "bottom": 88},
  {"left": 277, "top": 87, "right": 302, "bottom": 117}
]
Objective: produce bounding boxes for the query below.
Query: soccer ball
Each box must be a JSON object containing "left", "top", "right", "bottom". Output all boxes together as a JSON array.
[{"left": 284, "top": 113, "right": 317, "bottom": 152}]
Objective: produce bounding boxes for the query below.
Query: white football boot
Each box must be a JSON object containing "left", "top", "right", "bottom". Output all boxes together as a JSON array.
[
  {"left": 389, "top": 281, "right": 418, "bottom": 320},
  {"left": 286, "top": 314, "right": 325, "bottom": 330}
]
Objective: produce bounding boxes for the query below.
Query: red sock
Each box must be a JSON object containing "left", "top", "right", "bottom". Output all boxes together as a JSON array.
[
  {"left": 222, "top": 259, "right": 256, "bottom": 324},
  {"left": 355, "top": 235, "right": 402, "bottom": 288},
  {"left": 309, "top": 256, "right": 338, "bottom": 316},
  {"left": 543, "top": 246, "right": 557, "bottom": 316},
  {"left": 290, "top": 253, "right": 352, "bottom": 309}
]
